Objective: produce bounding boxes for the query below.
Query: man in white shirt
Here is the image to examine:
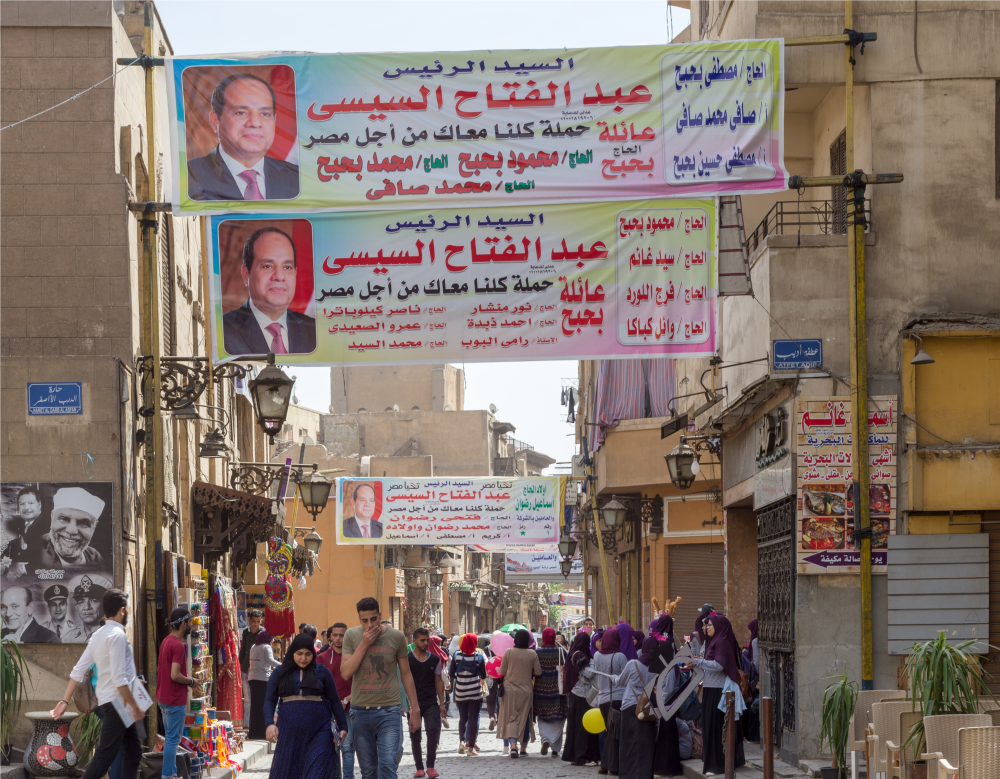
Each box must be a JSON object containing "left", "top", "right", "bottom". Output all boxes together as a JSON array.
[
  {"left": 221, "top": 227, "right": 316, "bottom": 356},
  {"left": 51, "top": 589, "right": 144, "bottom": 779},
  {"left": 187, "top": 72, "right": 299, "bottom": 202},
  {"left": 343, "top": 483, "right": 383, "bottom": 539}
]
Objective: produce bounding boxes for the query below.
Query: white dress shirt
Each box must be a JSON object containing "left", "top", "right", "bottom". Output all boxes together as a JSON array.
[
  {"left": 70, "top": 621, "right": 137, "bottom": 705},
  {"left": 248, "top": 643, "right": 282, "bottom": 682},
  {"left": 218, "top": 145, "right": 267, "bottom": 199},
  {"left": 248, "top": 298, "right": 289, "bottom": 352}
]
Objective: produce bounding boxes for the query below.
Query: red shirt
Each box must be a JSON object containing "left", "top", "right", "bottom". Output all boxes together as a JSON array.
[
  {"left": 317, "top": 647, "right": 353, "bottom": 703},
  {"left": 156, "top": 635, "right": 189, "bottom": 706}
]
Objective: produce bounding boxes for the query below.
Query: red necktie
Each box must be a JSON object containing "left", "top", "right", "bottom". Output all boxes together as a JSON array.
[
  {"left": 265, "top": 323, "right": 287, "bottom": 354},
  {"left": 238, "top": 170, "right": 263, "bottom": 200},
  {"left": 362, "top": 524, "right": 370, "bottom": 539}
]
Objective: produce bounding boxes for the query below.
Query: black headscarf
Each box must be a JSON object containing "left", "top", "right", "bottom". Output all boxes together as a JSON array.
[
  {"left": 647, "top": 636, "right": 676, "bottom": 675},
  {"left": 513, "top": 629, "right": 531, "bottom": 649},
  {"left": 563, "top": 631, "right": 592, "bottom": 693},
  {"left": 275, "top": 633, "right": 322, "bottom": 697}
]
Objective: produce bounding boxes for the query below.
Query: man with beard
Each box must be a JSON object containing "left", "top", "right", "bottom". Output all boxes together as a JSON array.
[
  {"left": 1, "top": 585, "right": 59, "bottom": 643},
  {"left": 63, "top": 575, "right": 109, "bottom": 643},
  {"left": 32, "top": 487, "right": 106, "bottom": 575},
  {"left": 157, "top": 608, "right": 202, "bottom": 779},
  {"left": 40, "top": 584, "right": 77, "bottom": 642}
]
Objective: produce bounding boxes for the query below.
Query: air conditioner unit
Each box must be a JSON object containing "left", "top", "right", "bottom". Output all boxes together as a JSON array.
[{"left": 572, "top": 453, "right": 587, "bottom": 479}]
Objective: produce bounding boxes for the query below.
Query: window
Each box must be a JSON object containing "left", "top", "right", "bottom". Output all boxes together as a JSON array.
[{"left": 830, "top": 130, "right": 847, "bottom": 235}]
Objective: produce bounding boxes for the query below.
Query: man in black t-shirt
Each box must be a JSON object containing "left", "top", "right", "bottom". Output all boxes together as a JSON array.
[{"left": 407, "top": 628, "right": 445, "bottom": 777}]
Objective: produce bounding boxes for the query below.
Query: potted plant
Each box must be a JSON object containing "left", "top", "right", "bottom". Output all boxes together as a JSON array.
[
  {"left": 903, "top": 632, "right": 999, "bottom": 763},
  {"left": 819, "top": 670, "right": 858, "bottom": 779},
  {"left": 1, "top": 638, "right": 32, "bottom": 765}
]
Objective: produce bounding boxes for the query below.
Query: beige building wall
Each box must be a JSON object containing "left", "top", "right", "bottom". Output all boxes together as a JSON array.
[{"left": 331, "top": 363, "right": 464, "bottom": 414}]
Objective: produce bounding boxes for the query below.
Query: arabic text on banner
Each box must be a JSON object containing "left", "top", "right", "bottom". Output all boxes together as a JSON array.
[
  {"left": 796, "top": 396, "right": 897, "bottom": 574},
  {"left": 505, "top": 550, "right": 584, "bottom": 579},
  {"left": 167, "top": 40, "right": 786, "bottom": 214},
  {"left": 208, "top": 199, "right": 717, "bottom": 365},
  {"left": 335, "top": 477, "right": 559, "bottom": 546}
]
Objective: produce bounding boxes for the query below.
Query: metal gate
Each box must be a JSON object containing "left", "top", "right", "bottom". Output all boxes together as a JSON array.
[{"left": 757, "top": 496, "right": 797, "bottom": 745}]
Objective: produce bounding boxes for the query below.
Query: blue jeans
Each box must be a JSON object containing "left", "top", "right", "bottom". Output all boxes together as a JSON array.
[
  {"left": 92, "top": 706, "right": 124, "bottom": 779},
  {"left": 338, "top": 707, "right": 355, "bottom": 779},
  {"left": 351, "top": 706, "right": 402, "bottom": 779},
  {"left": 158, "top": 703, "right": 187, "bottom": 777}
]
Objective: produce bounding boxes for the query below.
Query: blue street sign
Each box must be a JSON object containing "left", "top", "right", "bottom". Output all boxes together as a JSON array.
[
  {"left": 772, "top": 339, "right": 823, "bottom": 371},
  {"left": 27, "top": 382, "right": 83, "bottom": 415}
]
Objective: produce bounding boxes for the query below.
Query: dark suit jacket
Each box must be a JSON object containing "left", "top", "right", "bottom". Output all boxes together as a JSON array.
[
  {"left": 343, "top": 515, "right": 383, "bottom": 539},
  {"left": 222, "top": 301, "right": 316, "bottom": 356},
  {"left": 188, "top": 147, "right": 299, "bottom": 201},
  {"left": 1, "top": 618, "right": 59, "bottom": 644}
]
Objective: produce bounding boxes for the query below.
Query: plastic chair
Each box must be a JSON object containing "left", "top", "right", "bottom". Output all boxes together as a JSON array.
[
  {"left": 851, "top": 690, "right": 906, "bottom": 779},
  {"left": 937, "top": 726, "right": 1000, "bottom": 779},
  {"left": 920, "top": 714, "right": 991, "bottom": 778},
  {"left": 868, "top": 701, "right": 912, "bottom": 779},
  {"left": 886, "top": 710, "right": 923, "bottom": 779}
]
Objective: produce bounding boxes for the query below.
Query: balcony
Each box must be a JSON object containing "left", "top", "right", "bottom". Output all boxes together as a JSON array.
[{"left": 744, "top": 197, "right": 871, "bottom": 255}]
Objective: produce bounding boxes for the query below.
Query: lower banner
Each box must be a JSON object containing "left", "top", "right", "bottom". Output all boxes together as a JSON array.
[
  {"left": 335, "top": 476, "right": 560, "bottom": 545},
  {"left": 208, "top": 198, "right": 716, "bottom": 365}
]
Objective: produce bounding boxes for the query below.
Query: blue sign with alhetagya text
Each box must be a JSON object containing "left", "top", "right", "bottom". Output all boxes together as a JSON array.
[
  {"left": 772, "top": 339, "right": 822, "bottom": 371},
  {"left": 27, "top": 383, "right": 83, "bottom": 415}
]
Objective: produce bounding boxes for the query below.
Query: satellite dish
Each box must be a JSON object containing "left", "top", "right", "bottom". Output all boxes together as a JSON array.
[
  {"left": 393, "top": 404, "right": 400, "bottom": 412},
  {"left": 489, "top": 403, "right": 498, "bottom": 414}
]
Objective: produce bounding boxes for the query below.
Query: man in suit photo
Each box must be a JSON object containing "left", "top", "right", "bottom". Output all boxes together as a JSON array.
[
  {"left": 188, "top": 72, "right": 299, "bottom": 201},
  {"left": 222, "top": 226, "right": 317, "bottom": 355},
  {"left": 1, "top": 585, "right": 59, "bottom": 643},
  {"left": 343, "top": 483, "right": 383, "bottom": 539}
]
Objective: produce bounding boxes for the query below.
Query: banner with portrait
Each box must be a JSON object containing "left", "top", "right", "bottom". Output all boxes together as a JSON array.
[
  {"left": 0, "top": 482, "right": 114, "bottom": 644},
  {"left": 166, "top": 40, "right": 786, "bottom": 214},
  {"left": 207, "top": 198, "right": 717, "bottom": 365},
  {"left": 335, "top": 477, "right": 559, "bottom": 546}
]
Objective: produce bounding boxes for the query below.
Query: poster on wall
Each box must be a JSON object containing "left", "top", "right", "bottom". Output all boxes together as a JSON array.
[
  {"left": 505, "top": 550, "right": 583, "bottom": 582},
  {"left": 335, "top": 477, "right": 559, "bottom": 546},
  {"left": 166, "top": 40, "right": 787, "bottom": 215},
  {"left": 0, "top": 482, "right": 114, "bottom": 643},
  {"left": 796, "top": 397, "right": 897, "bottom": 574},
  {"left": 207, "top": 199, "right": 717, "bottom": 365}
]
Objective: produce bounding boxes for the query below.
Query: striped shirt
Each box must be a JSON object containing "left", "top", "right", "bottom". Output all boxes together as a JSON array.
[{"left": 448, "top": 650, "right": 486, "bottom": 701}]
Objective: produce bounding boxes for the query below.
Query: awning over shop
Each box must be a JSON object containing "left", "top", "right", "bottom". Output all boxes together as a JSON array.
[{"left": 190, "top": 481, "right": 283, "bottom": 577}]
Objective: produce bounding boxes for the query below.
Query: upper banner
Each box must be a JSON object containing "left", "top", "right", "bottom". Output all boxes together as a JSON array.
[
  {"left": 207, "top": 198, "right": 717, "bottom": 364},
  {"left": 166, "top": 40, "right": 786, "bottom": 214}
]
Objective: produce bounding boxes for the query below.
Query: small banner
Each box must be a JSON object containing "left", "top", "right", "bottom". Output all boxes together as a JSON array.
[
  {"left": 166, "top": 40, "right": 786, "bottom": 214},
  {"left": 335, "top": 477, "right": 559, "bottom": 546}
]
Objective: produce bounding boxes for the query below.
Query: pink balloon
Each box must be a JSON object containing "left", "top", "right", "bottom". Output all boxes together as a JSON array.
[
  {"left": 486, "top": 656, "right": 503, "bottom": 678},
  {"left": 490, "top": 630, "right": 514, "bottom": 655}
]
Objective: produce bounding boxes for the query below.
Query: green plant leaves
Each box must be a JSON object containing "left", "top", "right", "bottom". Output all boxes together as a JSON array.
[
  {"left": 1, "top": 639, "right": 32, "bottom": 751},
  {"left": 821, "top": 669, "right": 858, "bottom": 771}
]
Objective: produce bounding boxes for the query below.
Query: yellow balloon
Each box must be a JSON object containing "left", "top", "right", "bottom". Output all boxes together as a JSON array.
[{"left": 582, "top": 707, "right": 606, "bottom": 734}]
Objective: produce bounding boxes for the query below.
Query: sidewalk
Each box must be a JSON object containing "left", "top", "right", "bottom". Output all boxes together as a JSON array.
[{"left": 680, "top": 741, "right": 814, "bottom": 779}]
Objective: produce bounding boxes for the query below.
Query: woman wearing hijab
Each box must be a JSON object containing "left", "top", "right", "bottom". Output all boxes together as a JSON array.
[
  {"left": 478, "top": 635, "right": 500, "bottom": 732},
  {"left": 247, "top": 630, "right": 280, "bottom": 739},
  {"left": 533, "top": 627, "right": 567, "bottom": 758},
  {"left": 497, "top": 629, "right": 541, "bottom": 758},
  {"left": 741, "top": 619, "right": 760, "bottom": 743},
  {"left": 616, "top": 622, "right": 638, "bottom": 662},
  {"left": 685, "top": 614, "right": 745, "bottom": 776},
  {"left": 590, "top": 628, "right": 605, "bottom": 656},
  {"left": 562, "top": 632, "right": 600, "bottom": 766},
  {"left": 584, "top": 627, "right": 627, "bottom": 775},
  {"left": 611, "top": 637, "right": 661, "bottom": 779},
  {"left": 429, "top": 635, "right": 451, "bottom": 731},
  {"left": 647, "top": 636, "right": 683, "bottom": 777},
  {"left": 649, "top": 613, "right": 674, "bottom": 645},
  {"left": 264, "top": 633, "right": 348, "bottom": 779},
  {"left": 631, "top": 629, "right": 646, "bottom": 651},
  {"left": 693, "top": 604, "right": 714, "bottom": 653},
  {"left": 449, "top": 633, "right": 487, "bottom": 755}
]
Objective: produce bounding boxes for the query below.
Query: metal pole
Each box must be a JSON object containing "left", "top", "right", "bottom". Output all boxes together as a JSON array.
[
  {"left": 762, "top": 697, "right": 774, "bottom": 779},
  {"left": 725, "top": 690, "right": 736, "bottom": 779},
  {"left": 140, "top": 0, "right": 163, "bottom": 743}
]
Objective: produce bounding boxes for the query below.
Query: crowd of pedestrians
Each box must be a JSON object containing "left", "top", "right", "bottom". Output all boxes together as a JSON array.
[{"left": 52, "top": 591, "right": 759, "bottom": 779}]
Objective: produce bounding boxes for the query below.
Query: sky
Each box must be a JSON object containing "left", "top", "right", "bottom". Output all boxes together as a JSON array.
[{"left": 156, "top": 0, "right": 691, "bottom": 472}]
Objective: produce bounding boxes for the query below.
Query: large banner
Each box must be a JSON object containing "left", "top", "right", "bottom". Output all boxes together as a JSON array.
[
  {"left": 505, "top": 550, "right": 583, "bottom": 582},
  {"left": 335, "top": 477, "right": 559, "bottom": 545},
  {"left": 796, "top": 397, "right": 897, "bottom": 574},
  {"left": 208, "top": 199, "right": 717, "bottom": 364},
  {"left": 0, "top": 482, "right": 114, "bottom": 644},
  {"left": 167, "top": 40, "right": 786, "bottom": 214}
]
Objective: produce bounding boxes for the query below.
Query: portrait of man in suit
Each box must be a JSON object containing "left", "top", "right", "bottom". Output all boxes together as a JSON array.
[
  {"left": 1, "top": 585, "right": 58, "bottom": 643},
  {"left": 222, "top": 226, "right": 316, "bottom": 355},
  {"left": 343, "top": 483, "right": 383, "bottom": 539},
  {"left": 187, "top": 72, "right": 299, "bottom": 201}
]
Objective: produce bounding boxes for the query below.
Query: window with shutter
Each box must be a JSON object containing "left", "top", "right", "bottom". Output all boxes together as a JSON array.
[{"left": 830, "top": 130, "right": 847, "bottom": 235}]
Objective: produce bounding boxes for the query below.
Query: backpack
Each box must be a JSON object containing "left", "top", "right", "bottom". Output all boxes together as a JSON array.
[
  {"left": 634, "top": 662, "right": 658, "bottom": 721},
  {"left": 454, "top": 651, "right": 480, "bottom": 677},
  {"left": 72, "top": 665, "right": 99, "bottom": 714}
]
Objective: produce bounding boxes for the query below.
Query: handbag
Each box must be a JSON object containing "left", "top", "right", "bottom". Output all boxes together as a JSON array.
[
  {"left": 737, "top": 669, "right": 752, "bottom": 703},
  {"left": 72, "top": 665, "right": 99, "bottom": 714},
  {"left": 607, "top": 705, "right": 622, "bottom": 739},
  {"left": 556, "top": 646, "right": 567, "bottom": 695}
]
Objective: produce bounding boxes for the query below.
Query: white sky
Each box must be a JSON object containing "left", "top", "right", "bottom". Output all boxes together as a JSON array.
[{"left": 156, "top": 0, "right": 691, "bottom": 471}]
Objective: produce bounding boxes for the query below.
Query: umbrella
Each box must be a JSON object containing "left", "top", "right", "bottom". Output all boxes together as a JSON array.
[{"left": 499, "top": 623, "right": 528, "bottom": 634}]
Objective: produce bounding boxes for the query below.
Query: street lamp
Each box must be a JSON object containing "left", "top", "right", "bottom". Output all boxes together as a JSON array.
[
  {"left": 558, "top": 536, "right": 578, "bottom": 559},
  {"left": 664, "top": 442, "right": 700, "bottom": 489},
  {"left": 429, "top": 570, "right": 444, "bottom": 586},
  {"left": 303, "top": 529, "right": 324, "bottom": 555},
  {"left": 249, "top": 354, "right": 296, "bottom": 442},
  {"left": 198, "top": 428, "right": 230, "bottom": 459},
  {"left": 559, "top": 558, "right": 573, "bottom": 578},
  {"left": 601, "top": 498, "right": 627, "bottom": 528},
  {"left": 297, "top": 466, "right": 333, "bottom": 521}
]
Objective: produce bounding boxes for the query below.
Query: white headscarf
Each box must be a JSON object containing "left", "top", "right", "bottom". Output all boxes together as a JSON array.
[{"left": 448, "top": 635, "right": 460, "bottom": 655}]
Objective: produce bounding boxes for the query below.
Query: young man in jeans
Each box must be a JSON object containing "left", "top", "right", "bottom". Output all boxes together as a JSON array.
[
  {"left": 317, "top": 622, "right": 355, "bottom": 779},
  {"left": 407, "top": 628, "right": 446, "bottom": 778},
  {"left": 157, "top": 608, "right": 202, "bottom": 779},
  {"left": 50, "top": 589, "right": 144, "bottom": 779},
  {"left": 340, "top": 598, "right": 420, "bottom": 779}
]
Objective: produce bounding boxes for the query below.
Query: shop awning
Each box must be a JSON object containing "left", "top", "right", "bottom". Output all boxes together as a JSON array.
[{"left": 190, "top": 481, "right": 283, "bottom": 575}]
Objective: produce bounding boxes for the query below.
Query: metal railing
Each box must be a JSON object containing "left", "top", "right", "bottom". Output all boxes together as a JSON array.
[
  {"left": 502, "top": 435, "right": 534, "bottom": 452},
  {"left": 744, "top": 197, "right": 871, "bottom": 255}
]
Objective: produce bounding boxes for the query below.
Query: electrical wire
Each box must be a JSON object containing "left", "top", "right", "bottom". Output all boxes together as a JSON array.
[{"left": 1, "top": 57, "right": 143, "bottom": 132}]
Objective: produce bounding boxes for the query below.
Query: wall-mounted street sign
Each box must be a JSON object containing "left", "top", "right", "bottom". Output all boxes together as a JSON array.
[
  {"left": 27, "top": 383, "right": 83, "bottom": 415},
  {"left": 772, "top": 339, "right": 822, "bottom": 370}
]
